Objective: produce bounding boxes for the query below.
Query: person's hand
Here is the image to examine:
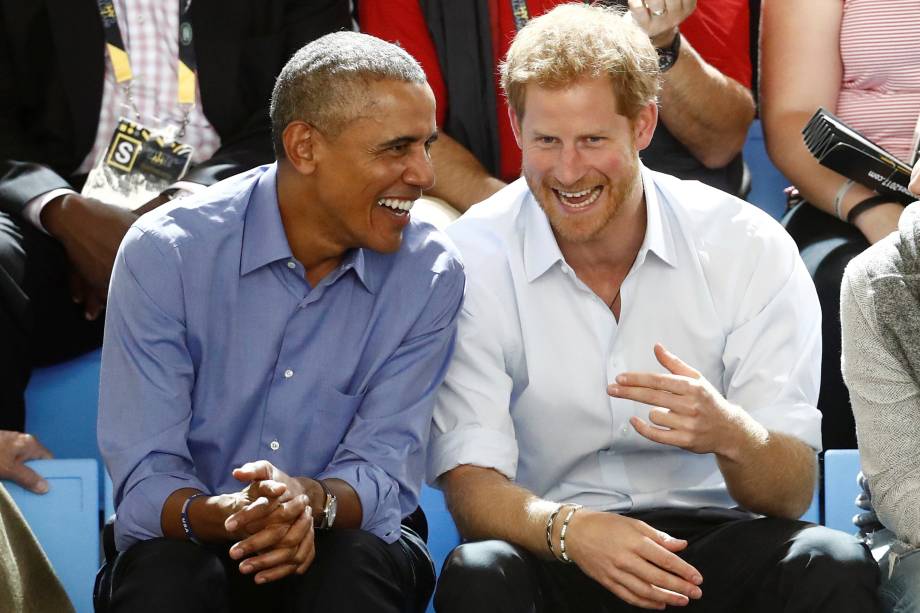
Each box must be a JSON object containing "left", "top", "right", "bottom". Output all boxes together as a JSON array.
[
  {"left": 627, "top": 0, "right": 696, "bottom": 45},
  {"left": 565, "top": 510, "right": 703, "bottom": 609},
  {"left": 0, "top": 431, "right": 53, "bottom": 494},
  {"left": 224, "top": 461, "right": 316, "bottom": 583},
  {"left": 609, "top": 344, "right": 749, "bottom": 460}
]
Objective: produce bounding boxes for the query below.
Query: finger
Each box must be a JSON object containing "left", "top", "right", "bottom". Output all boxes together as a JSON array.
[
  {"left": 611, "top": 372, "right": 693, "bottom": 396},
  {"left": 610, "top": 568, "right": 691, "bottom": 608},
  {"left": 68, "top": 270, "right": 86, "bottom": 305},
  {"left": 237, "top": 495, "right": 308, "bottom": 535},
  {"left": 84, "top": 288, "right": 107, "bottom": 321},
  {"left": 229, "top": 523, "right": 288, "bottom": 560},
  {"left": 647, "top": 407, "right": 693, "bottom": 431},
  {"left": 603, "top": 579, "right": 666, "bottom": 610},
  {"left": 253, "top": 563, "right": 298, "bottom": 585},
  {"left": 8, "top": 462, "right": 50, "bottom": 494},
  {"left": 654, "top": 344, "right": 700, "bottom": 378},
  {"left": 17, "top": 434, "right": 53, "bottom": 461},
  {"left": 232, "top": 460, "right": 275, "bottom": 483},
  {"left": 249, "top": 479, "right": 288, "bottom": 500},
  {"left": 609, "top": 383, "right": 694, "bottom": 415},
  {"left": 630, "top": 416, "right": 688, "bottom": 448},
  {"left": 627, "top": 557, "right": 702, "bottom": 601},
  {"left": 637, "top": 528, "right": 702, "bottom": 585},
  {"left": 295, "top": 525, "right": 316, "bottom": 574},
  {"left": 225, "top": 495, "right": 280, "bottom": 533},
  {"left": 238, "top": 542, "right": 296, "bottom": 575}
]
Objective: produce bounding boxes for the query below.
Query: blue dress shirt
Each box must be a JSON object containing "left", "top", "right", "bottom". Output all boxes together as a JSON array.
[{"left": 98, "top": 164, "right": 465, "bottom": 551}]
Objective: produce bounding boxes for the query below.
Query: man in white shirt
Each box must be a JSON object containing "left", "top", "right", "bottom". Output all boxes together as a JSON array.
[{"left": 430, "top": 4, "right": 880, "bottom": 612}]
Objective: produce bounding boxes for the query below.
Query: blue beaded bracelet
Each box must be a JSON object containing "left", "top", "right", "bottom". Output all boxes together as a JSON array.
[{"left": 181, "top": 493, "right": 208, "bottom": 545}]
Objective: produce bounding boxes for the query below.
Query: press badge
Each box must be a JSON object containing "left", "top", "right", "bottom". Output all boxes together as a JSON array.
[{"left": 82, "top": 118, "right": 194, "bottom": 210}]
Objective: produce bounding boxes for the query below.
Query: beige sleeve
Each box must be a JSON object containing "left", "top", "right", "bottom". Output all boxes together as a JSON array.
[{"left": 841, "top": 269, "right": 920, "bottom": 546}]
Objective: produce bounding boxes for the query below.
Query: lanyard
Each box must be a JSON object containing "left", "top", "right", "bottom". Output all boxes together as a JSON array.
[{"left": 97, "top": 0, "right": 197, "bottom": 136}]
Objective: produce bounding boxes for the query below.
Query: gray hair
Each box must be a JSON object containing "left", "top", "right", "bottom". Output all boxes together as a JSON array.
[{"left": 270, "top": 31, "right": 427, "bottom": 158}]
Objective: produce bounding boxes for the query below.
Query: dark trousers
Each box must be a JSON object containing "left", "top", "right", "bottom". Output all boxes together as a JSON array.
[
  {"left": 0, "top": 211, "right": 104, "bottom": 431},
  {"left": 102, "top": 526, "right": 434, "bottom": 613},
  {"left": 435, "top": 508, "right": 881, "bottom": 613}
]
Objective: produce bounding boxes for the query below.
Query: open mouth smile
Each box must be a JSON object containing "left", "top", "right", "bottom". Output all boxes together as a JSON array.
[
  {"left": 377, "top": 197, "right": 414, "bottom": 217},
  {"left": 553, "top": 186, "right": 602, "bottom": 209}
]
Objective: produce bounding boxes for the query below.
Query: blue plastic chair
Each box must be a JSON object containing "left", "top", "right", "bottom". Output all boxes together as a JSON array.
[
  {"left": 421, "top": 484, "right": 461, "bottom": 612},
  {"left": 4, "top": 458, "right": 99, "bottom": 613},
  {"left": 743, "top": 119, "right": 790, "bottom": 221},
  {"left": 823, "top": 449, "right": 861, "bottom": 533}
]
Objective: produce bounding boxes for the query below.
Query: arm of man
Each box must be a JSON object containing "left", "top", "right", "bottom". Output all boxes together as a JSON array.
[
  {"left": 761, "top": 0, "right": 902, "bottom": 243},
  {"left": 99, "top": 226, "right": 282, "bottom": 551},
  {"left": 280, "top": 256, "right": 465, "bottom": 545},
  {"left": 842, "top": 254, "right": 920, "bottom": 546},
  {"left": 430, "top": 239, "right": 701, "bottom": 610},
  {"left": 360, "top": 0, "right": 504, "bottom": 212},
  {"left": 629, "top": 0, "right": 755, "bottom": 169},
  {"left": 612, "top": 225, "right": 822, "bottom": 519}
]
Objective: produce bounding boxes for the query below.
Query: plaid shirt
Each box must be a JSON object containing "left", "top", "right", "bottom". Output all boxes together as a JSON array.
[{"left": 79, "top": 0, "right": 221, "bottom": 173}]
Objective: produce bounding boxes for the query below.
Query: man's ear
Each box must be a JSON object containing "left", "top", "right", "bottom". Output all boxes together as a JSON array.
[
  {"left": 508, "top": 106, "right": 524, "bottom": 150},
  {"left": 633, "top": 101, "right": 658, "bottom": 151},
  {"left": 282, "top": 121, "right": 317, "bottom": 175}
]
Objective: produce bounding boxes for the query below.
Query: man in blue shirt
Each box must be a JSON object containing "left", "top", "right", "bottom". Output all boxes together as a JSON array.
[{"left": 97, "top": 31, "right": 464, "bottom": 613}]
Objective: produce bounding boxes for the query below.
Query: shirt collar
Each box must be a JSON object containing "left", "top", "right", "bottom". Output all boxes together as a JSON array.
[
  {"left": 240, "top": 164, "right": 376, "bottom": 292},
  {"left": 241, "top": 163, "right": 294, "bottom": 276},
  {"left": 521, "top": 165, "right": 677, "bottom": 282}
]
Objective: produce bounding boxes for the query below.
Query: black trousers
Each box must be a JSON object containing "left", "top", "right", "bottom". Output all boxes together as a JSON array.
[
  {"left": 102, "top": 526, "right": 435, "bottom": 613},
  {"left": 0, "top": 211, "right": 104, "bottom": 431},
  {"left": 435, "top": 508, "right": 881, "bottom": 613}
]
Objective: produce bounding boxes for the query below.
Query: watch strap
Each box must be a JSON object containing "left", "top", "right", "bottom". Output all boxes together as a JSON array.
[
  {"left": 316, "top": 479, "right": 334, "bottom": 529},
  {"left": 656, "top": 31, "right": 681, "bottom": 73}
]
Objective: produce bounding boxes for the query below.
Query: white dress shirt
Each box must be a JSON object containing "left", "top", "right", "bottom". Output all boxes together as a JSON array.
[{"left": 431, "top": 166, "right": 823, "bottom": 512}]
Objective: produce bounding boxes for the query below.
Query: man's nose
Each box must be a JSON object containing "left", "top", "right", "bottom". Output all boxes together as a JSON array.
[
  {"left": 404, "top": 147, "right": 435, "bottom": 191},
  {"left": 554, "top": 143, "right": 586, "bottom": 187}
]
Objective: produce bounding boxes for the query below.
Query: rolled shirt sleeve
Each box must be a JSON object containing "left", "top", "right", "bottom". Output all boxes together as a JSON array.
[
  {"left": 721, "top": 238, "right": 823, "bottom": 450},
  {"left": 98, "top": 227, "right": 206, "bottom": 551},
  {"left": 320, "top": 262, "right": 465, "bottom": 542}
]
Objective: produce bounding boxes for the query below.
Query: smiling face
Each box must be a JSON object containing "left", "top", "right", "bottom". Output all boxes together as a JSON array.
[
  {"left": 308, "top": 79, "right": 438, "bottom": 254},
  {"left": 511, "top": 75, "right": 656, "bottom": 245}
]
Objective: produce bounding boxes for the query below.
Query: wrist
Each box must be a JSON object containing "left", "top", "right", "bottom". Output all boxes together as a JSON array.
[
  {"left": 40, "top": 193, "right": 77, "bottom": 239},
  {"left": 651, "top": 27, "right": 678, "bottom": 48},
  {"left": 717, "top": 406, "right": 767, "bottom": 464}
]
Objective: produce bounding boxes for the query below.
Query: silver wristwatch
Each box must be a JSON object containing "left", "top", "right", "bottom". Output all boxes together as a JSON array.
[{"left": 316, "top": 479, "right": 337, "bottom": 530}]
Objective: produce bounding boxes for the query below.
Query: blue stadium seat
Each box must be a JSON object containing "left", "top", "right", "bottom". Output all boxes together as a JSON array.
[
  {"left": 743, "top": 119, "right": 790, "bottom": 220},
  {"left": 4, "top": 458, "right": 99, "bottom": 613},
  {"left": 421, "top": 484, "right": 460, "bottom": 612},
  {"left": 25, "top": 348, "right": 103, "bottom": 464},
  {"left": 823, "top": 449, "right": 861, "bottom": 533}
]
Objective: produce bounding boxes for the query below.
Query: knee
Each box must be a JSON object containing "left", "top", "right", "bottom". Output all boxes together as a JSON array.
[
  {"left": 316, "top": 528, "right": 391, "bottom": 575},
  {"left": 782, "top": 525, "right": 878, "bottom": 590},
  {"left": 110, "top": 539, "right": 227, "bottom": 611},
  {"left": 435, "top": 540, "right": 536, "bottom": 611}
]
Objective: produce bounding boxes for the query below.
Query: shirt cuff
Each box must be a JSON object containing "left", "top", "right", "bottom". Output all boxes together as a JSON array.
[
  {"left": 318, "top": 463, "right": 401, "bottom": 544},
  {"left": 23, "top": 188, "right": 77, "bottom": 234},
  {"left": 748, "top": 402, "right": 823, "bottom": 451},
  {"left": 114, "top": 473, "right": 209, "bottom": 552},
  {"left": 427, "top": 426, "right": 519, "bottom": 486}
]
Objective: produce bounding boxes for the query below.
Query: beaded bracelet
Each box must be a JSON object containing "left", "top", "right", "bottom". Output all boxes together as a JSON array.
[
  {"left": 181, "top": 492, "right": 209, "bottom": 545},
  {"left": 559, "top": 504, "right": 583, "bottom": 564},
  {"left": 545, "top": 505, "right": 563, "bottom": 560}
]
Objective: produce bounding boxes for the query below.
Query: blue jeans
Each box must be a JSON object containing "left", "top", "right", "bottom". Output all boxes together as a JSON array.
[{"left": 874, "top": 529, "right": 920, "bottom": 612}]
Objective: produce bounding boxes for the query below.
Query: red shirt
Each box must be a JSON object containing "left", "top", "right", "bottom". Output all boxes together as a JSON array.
[{"left": 362, "top": 0, "right": 752, "bottom": 182}]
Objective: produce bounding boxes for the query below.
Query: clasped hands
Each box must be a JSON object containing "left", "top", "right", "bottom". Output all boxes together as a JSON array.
[
  {"left": 219, "top": 460, "right": 316, "bottom": 585},
  {"left": 561, "top": 344, "right": 747, "bottom": 609}
]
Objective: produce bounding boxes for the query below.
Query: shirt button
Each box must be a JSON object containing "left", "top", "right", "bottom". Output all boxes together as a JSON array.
[
  {"left": 287, "top": 261, "right": 296, "bottom": 270},
  {"left": 283, "top": 369, "right": 294, "bottom": 379},
  {"left": 270, "top": 440, "right": 280, "bottom": 451}
]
